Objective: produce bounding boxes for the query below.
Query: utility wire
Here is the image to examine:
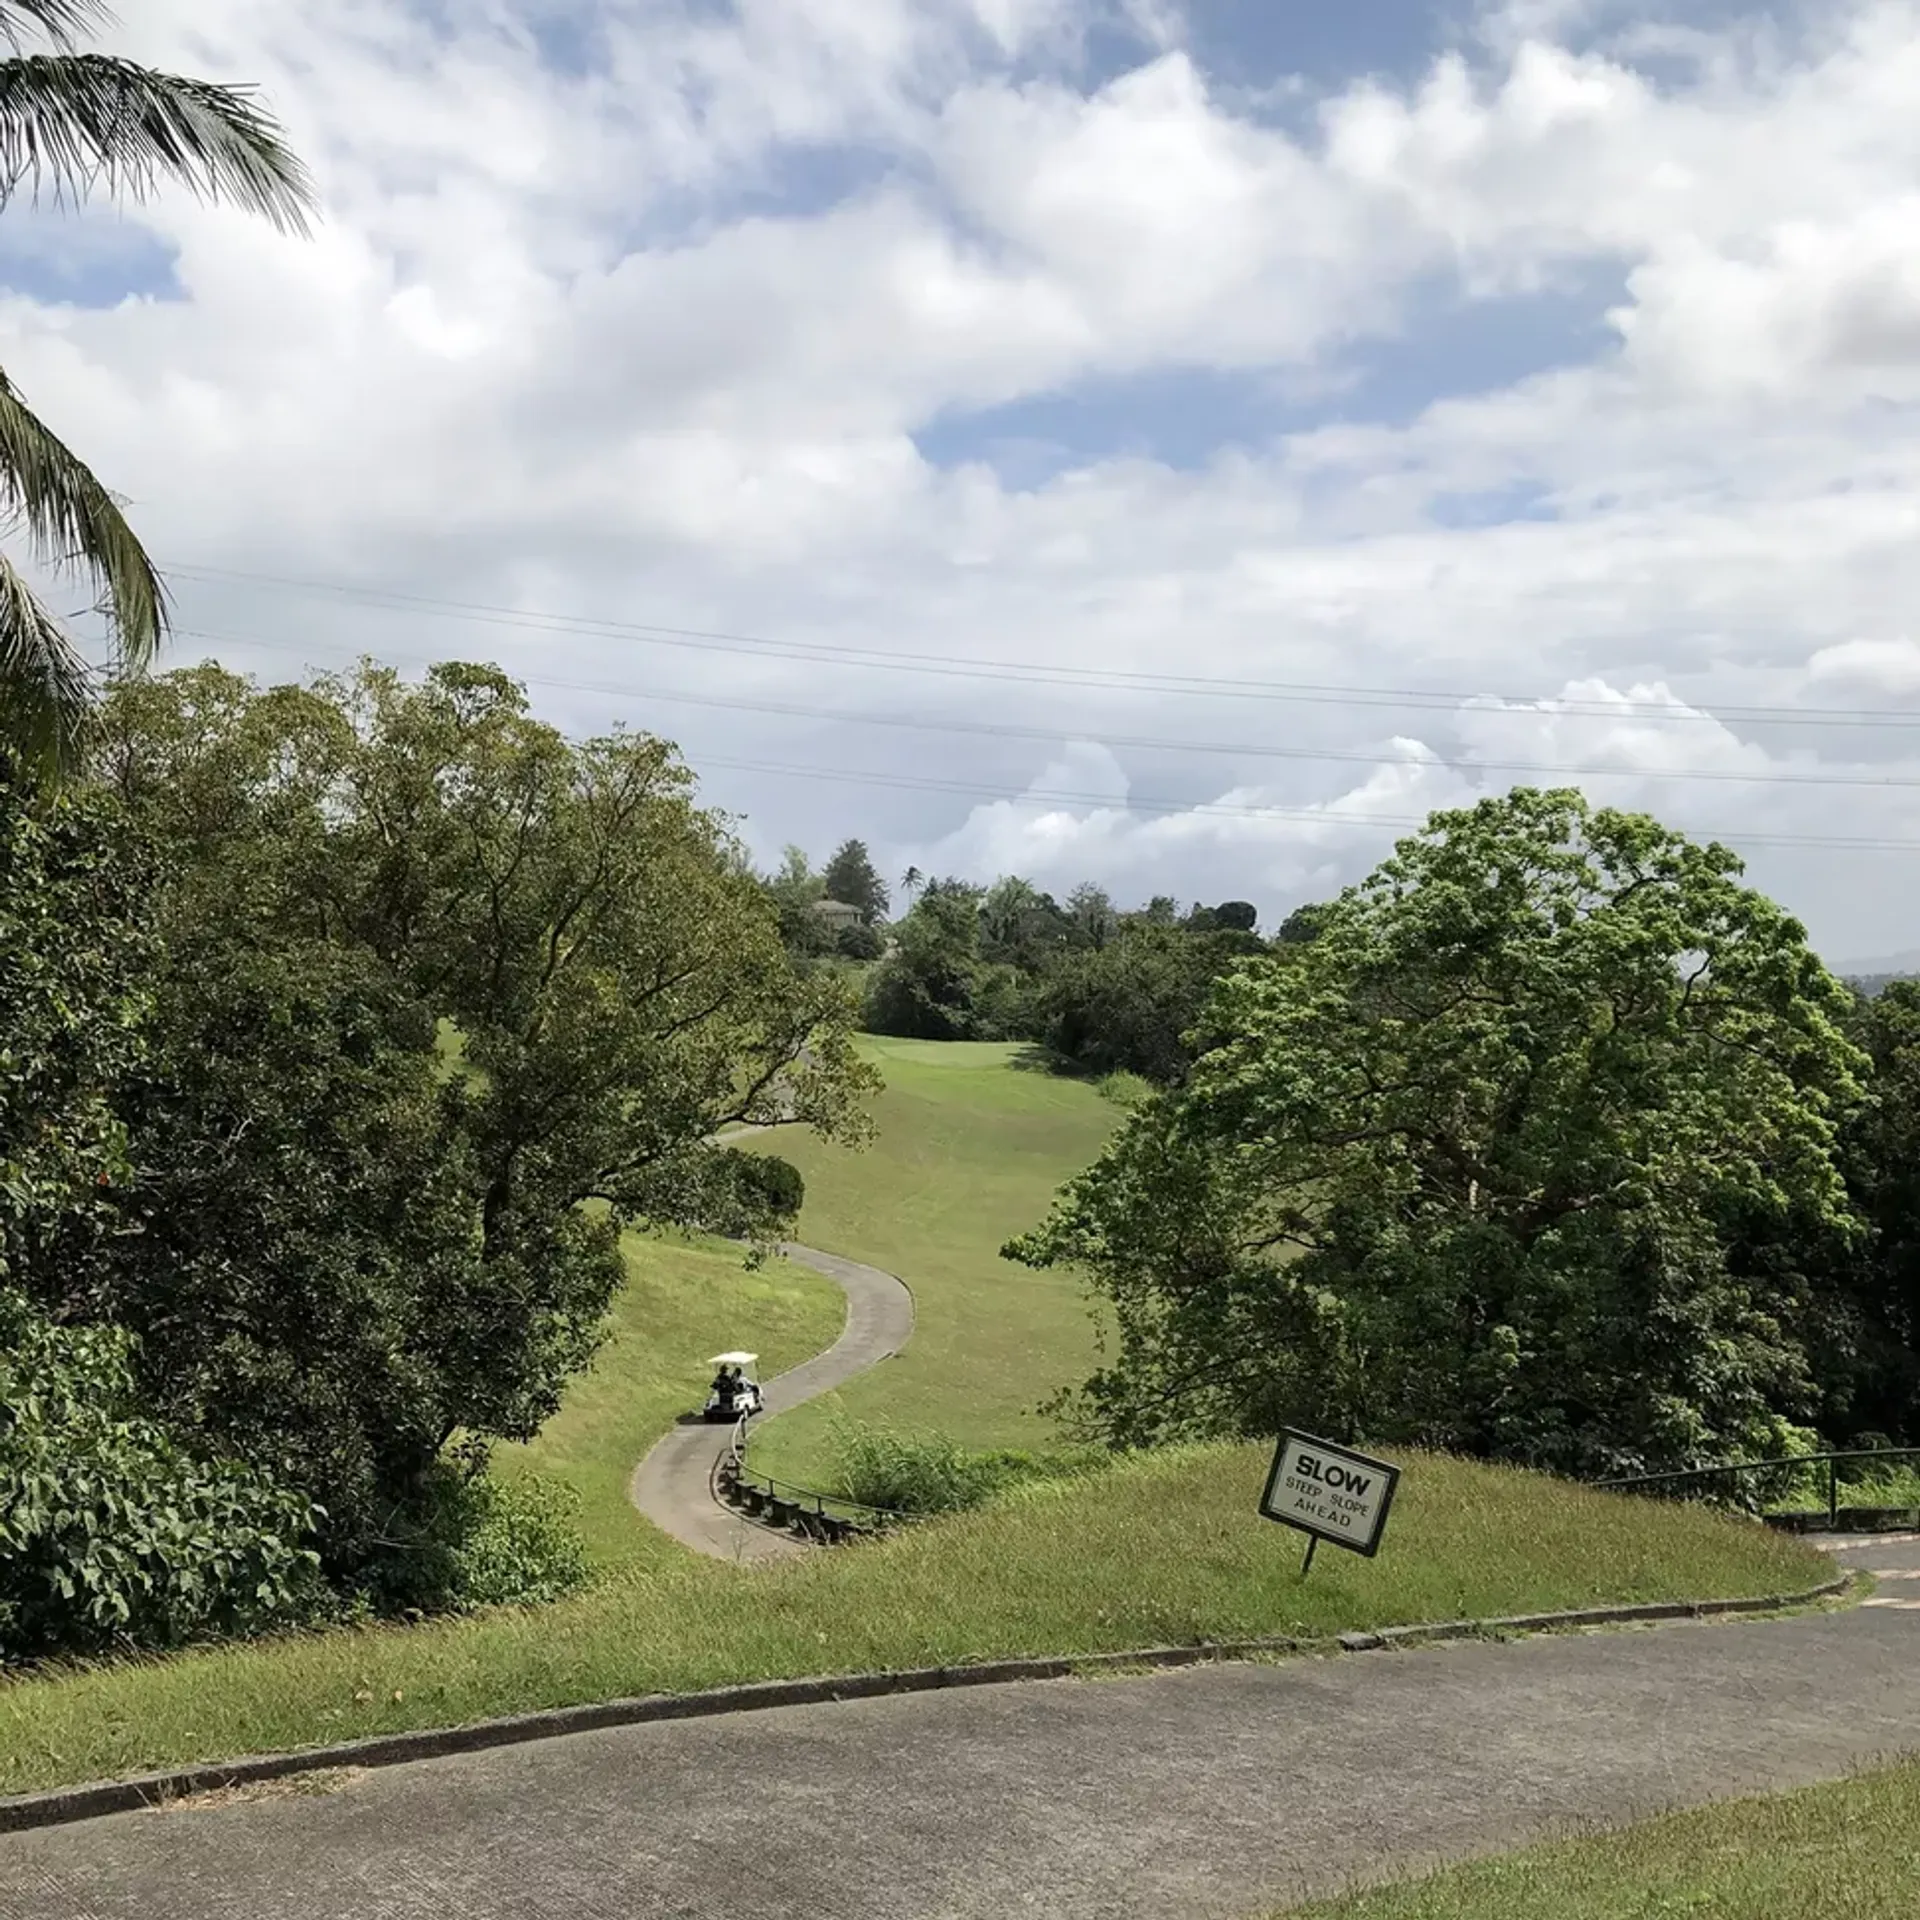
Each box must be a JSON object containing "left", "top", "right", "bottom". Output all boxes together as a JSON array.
[
  {"left": 160, "top": 558, "right": 1920, "bottom": 732},
  {"left": 178, "top": 623, "right": 1920, "bottom": 798},
  {"left": 168, "top": 626, "right": 1920, "bottom": 854}
]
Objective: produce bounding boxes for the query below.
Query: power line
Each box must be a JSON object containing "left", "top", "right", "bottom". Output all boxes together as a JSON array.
[
  {"left": 169, "top": 626, "right": 1920, "bottom": 853},
  {"left": 161, "top": 558, "right": 1920, "bottom": 733},
  {"left": 179, "top": 623, "right": 1920, "bottom": 797},
  {"left": 685, "top": 751, "right": 1920, "bottom": 854}
]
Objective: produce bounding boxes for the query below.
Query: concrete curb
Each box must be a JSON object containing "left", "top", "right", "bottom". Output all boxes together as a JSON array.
[{"left": 0, "top": 1573, "right": 1852, "bottom": 1835}]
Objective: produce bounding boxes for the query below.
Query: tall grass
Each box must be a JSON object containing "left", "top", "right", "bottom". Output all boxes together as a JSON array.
[{"left": 827, "top": 1415, "right": 1107, "bottom": 1514}]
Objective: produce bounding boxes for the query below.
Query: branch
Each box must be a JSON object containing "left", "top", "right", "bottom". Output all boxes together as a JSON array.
[
  {"left": 0, "top": 54, "right": 316, "bottom": 231},
  {"left": 0, "top": 546, "right": 91, "bottom": 776}
]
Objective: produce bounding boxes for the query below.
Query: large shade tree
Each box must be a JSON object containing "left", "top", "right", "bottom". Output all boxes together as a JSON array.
[
  {"left": 1009, "top": 789, "right": 1870, "bottom": 1477},
  {"left": 0, "top": 0, "right": 313, "bottom": 779}
]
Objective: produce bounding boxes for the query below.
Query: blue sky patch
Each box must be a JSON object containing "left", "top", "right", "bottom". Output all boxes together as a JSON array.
[{"left": 915, "top": 262, "right": 1630, "bottom": 484}]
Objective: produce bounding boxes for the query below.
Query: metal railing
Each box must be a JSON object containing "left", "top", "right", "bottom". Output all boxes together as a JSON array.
[
  {"left": 715, "top": 1414, "right": 920, "bottom": 1544},
  {"left": 1594, "top": 1447, "right": 1920, "bottom": 1527}
]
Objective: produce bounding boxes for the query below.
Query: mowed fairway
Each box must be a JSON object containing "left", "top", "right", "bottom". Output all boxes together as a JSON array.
[{"left": 738, "top": 1037, "right": 1123, "bottom": 1485}]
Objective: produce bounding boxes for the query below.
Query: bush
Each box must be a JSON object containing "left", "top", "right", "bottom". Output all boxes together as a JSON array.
[
  {"left": 835, "top": 921, "right": 884, "bottom": 961},
  {"left": 1094, "top": 1070, "right": 1154, "bottom": 1111},
  {"left": 828, "top": 1415, "right": 1108, "bottom": 1515},
  {"left": 446, "top": 1474, "right": 592, "bottom": 1611},
  {"left": 0, "top": 1291, "right": 325, "bottom": 1664},
  {"left": 343, "top": 1453, "right": 591, "bottom": 1618}
]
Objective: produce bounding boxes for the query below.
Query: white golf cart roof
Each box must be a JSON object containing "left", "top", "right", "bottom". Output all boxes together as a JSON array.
[{"left": 708, "top": 1351, "right": 758, "bottom": 1368}]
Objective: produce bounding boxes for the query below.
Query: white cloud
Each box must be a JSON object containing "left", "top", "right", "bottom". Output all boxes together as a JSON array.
[{"left": 5, "top": 1, "right": 1920, "bottom": 959}]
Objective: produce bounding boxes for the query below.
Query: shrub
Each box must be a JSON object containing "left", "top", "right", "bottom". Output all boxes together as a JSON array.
[
  {"left": 445, "top": 1473, "right": 592, "bottom": 1611},
  {"left": 0, "top": 1291, "right": 325, "bottom": 1664},
  {"left": 1094, "top": 1070, "right": 1154, "bottom": 1111},
  {"left": 828, "top": 1415, "right": 1109, "bottom": 1515},
  {"left": 341, "top": 1452, "right": 591, "bottom": 1618}
]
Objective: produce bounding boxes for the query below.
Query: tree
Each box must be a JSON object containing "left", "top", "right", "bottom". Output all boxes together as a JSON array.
[
  {"left": 0, "top": 0, "right": 315, "bottom": 779},
  {"left": 1035, "top": 924, "right": 1253, "bottom": 1085},
  {"left": 763, "top": 845, "right": 833, "bottom": 959},
  {"left": 1212, "top": 900, "right": 1259, "bottom": 934},
  {"left": 821, "top": 837, "right": 888, "bottom": 924},
  {"left": 85, "top": 661, "right": 879, "bottom": 1590},
  {"left": 0, "top": 758, "right": 327, "bottom": 1657},
  {"left": 863, "top": 880, "right": 989, "bottom": 1039},
  {"left": 0, "top": 752, "right": 150, "bottom": 1295},
  {"left": 1009, "top": 789, "right": 1869, "bottom": 1477},
  {"left": 980, "top": 874, "right": 1068, "bottom": 971},
  {"left": 1065, "top": 881, "right": 1119, "bottom": 951},
  {"left": 900, "top": 864, "right": 923, "bottom": 904}
]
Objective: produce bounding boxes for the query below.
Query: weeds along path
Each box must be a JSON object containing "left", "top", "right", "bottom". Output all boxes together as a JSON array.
[{"left": 626, "top": 1242, "right": 914, "bottom": 1563}]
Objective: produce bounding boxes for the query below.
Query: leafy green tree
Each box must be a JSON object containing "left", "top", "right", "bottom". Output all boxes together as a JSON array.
[
  {"left": 1211, "top": 900, "right": 1259, "bottom": 934},
  {"left": 1035, "top": 924, "right": 1253, "bottom": 1085},
  {"left": 1789, "top": 981, "right": 1920, "bottom": 1442},
  {"left": 0, "top": 756, "right": 155, "bottom": 1303},
  {"left": 1009, "top": 790, "right": 1869, "bottom": 1476},
  {"left": 85, "top": 662, "right": 877, "bottom": 1590},
  {"left": 0, "top": 0, "right": 314, "bottom": 779},
  {"left": 1065, "top": 881, "right": 1119, "bottom": 951},
  {"left": 821, "top": 837, "right": 889, "bottom": 923},
  {"left": 762, "top": 845, "right": 834, "bottom": 958},
  {"left": 980, "top": 874, "right": 1068, "bottom": 971},
  {"left": 863, "top": 880, "right": 991, "bottom": 1039}
]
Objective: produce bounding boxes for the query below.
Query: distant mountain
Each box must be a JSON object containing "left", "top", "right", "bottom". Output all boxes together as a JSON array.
[{"left": 1832, "top": 948, "right": 1920, "bottom": 993}]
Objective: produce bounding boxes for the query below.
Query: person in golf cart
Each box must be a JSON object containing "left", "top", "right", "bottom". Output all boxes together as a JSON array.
[{"left": 703, "top": 1351, "right": 762, "bottom": 1420}]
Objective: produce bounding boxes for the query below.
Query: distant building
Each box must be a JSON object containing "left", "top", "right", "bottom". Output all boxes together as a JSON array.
[{"left": 811, "top": 898, "right": 864, "bottom": 931}]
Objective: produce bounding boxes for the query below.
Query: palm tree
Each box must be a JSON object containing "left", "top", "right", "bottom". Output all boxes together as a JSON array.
[
  {"left": 900, "top": 864, "right": 923, "bottom": 905},
  {"left": 0, "top": 0, "right": 315, "bottom": 780}
]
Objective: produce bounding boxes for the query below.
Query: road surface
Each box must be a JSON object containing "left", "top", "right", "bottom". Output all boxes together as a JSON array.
[{"left": 1, "top": 1535, "right": 1909, "bottom": 1918}]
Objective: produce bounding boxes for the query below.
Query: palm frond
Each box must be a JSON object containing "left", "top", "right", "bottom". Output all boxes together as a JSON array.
[
  {"left": 0, "top": 547, "right": 93, "bottom": 780},
  {"left": 0, "top": 366, "right": 167, "bottom": 675},
  {"left": 0, "top": 1, "right": 109, "bottom": 53},
  {"left": 0, "top": 54, "right": 317, "bottom": 230}
]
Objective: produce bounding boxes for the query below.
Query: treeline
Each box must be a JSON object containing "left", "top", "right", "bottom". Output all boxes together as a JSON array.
[
  {"left": 2, "top": 663, "right": 872, "bottom": 1664},
  {"left": 763, "top": 839, "right": 1320, "bottom": 1084}
]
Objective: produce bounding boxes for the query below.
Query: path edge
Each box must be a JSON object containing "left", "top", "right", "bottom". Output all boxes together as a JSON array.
[{"left": 0, "top": 1572, "right": 1852, "bottom": 1835}]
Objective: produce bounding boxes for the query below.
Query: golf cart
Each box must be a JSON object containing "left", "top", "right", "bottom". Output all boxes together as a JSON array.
[{"left": 702, "top": 1351, "right": 764, "bottom": 1422}]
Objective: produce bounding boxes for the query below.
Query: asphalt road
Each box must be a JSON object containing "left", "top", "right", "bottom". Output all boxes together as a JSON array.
[
  {"left": 626, "top": 1242, "right": 914, "bottom": 1562},
  {"left": 2, "top": 1536, "right": 1911, "bottom": 1920}
]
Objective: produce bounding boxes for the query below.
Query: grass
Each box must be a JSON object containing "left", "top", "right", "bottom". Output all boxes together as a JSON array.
[
  {"left": 1277, "top": 1755, "right": 1920, "bottom": 1918},
  {"left": 738, "top": 1036, "right": 1122, "bottom": 1485},
  {"left": 489, "top": 1227, "right": 845, "bottom": 1567},
  {"left": 0, "top": 1446, "right": 1831, "bottom": 1799}
]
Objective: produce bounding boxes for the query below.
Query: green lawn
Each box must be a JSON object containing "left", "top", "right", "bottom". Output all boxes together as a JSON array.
[
  {"left": 1280, "top": 1756, "right": 1920, "bottom": 1918},
  {"left": 0, "top": 1447, "right": 1830, "bottom": 1799},
  {"left": 490, "top": 1227, "right": 845, "bottom": 1567},
  {"left": 740, "top": 1037, "right": 1122, "bottom": 1486}
]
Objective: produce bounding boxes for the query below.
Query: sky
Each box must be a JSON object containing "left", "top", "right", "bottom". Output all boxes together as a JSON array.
[{"left": 6, "top": 0, "right": 1920, "bottom": 965}]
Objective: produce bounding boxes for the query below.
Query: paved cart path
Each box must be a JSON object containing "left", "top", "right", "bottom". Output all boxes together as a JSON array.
[
  {"left": 3, "top": 1537, "right": 1912, "bottom": 1919},
  {"left": 627, "top": 1241, "right": 914, "bottom": 1562}
]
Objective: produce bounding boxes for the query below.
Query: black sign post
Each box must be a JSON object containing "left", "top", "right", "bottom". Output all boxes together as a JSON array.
[{"left": 1258, "top": 1428, "right": 1401, "bottom": 1576}]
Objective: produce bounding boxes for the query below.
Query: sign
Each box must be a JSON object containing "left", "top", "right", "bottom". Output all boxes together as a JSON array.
[{"left": 1259, "top": 1428, "right": 1400, "bottom": 1561}]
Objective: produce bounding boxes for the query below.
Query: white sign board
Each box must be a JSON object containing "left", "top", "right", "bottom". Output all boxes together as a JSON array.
[{"left": 1259, "top": 1429, "right": 1400, "bottom": 1558}]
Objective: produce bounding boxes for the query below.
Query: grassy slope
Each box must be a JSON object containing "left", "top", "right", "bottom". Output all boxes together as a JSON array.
[
  {"left": 742, "top": 1037, "right": 1121, "bottom": 1486},
  {"left": 490, "top": 1228, "right": 845, "bottom": 1567},
  {"left": 1281, "top": 1757, "right": 1920, "bottom": 1919},
  {"left": 0, "top": 1447, "right": 1829, "bottom": 1798}
]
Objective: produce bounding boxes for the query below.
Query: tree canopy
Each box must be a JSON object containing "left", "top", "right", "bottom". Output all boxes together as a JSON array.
[
  {"left": 30, "top": 660, "right": 881, "bottom": 1601},
  {"left": 1008, "top": 789, "right": 1870, "bottom": 1477}
]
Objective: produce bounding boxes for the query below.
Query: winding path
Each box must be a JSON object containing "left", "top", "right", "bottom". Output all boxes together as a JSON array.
[{"left": 626, "top": 1241, "right": 914, "bottom": 1562}]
